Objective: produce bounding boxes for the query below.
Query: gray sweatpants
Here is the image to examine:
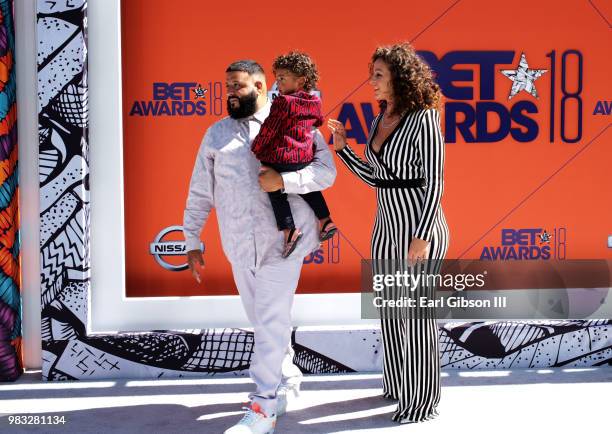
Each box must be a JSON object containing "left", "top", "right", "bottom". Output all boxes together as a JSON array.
[{"left": 231, "top": 258, "right": 304, "bottom": 416}]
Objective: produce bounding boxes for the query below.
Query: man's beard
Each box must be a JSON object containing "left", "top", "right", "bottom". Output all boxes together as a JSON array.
[{"left": 227, "top": 90, "right": 258, "bottom": 119}]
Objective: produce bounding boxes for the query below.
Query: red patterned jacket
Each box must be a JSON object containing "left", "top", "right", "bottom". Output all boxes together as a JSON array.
[{"left": 251, "top": 90, "right": 324, "bottom": 164}]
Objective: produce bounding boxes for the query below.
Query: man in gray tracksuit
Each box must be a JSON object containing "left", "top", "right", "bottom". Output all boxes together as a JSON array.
[{"left": 183, "top": 60, "right": 336, "bottom": 434}]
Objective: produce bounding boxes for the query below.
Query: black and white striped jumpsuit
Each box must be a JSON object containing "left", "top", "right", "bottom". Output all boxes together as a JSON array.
[{"left": 336, "top": 107, "right": 449, "bottom": 422}]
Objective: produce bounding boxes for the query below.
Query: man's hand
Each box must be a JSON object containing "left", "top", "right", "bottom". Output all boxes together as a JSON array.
[
  {"left": 258, "top": 165, "right": 284, "bottom": 192},
  {"left": 186, "top": 249, "right": 204, "bottom": 284}
]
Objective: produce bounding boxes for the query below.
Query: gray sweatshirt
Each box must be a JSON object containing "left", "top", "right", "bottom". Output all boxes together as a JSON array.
[{"left": 182, "top": 100, "right": 337, "bottom": 269}]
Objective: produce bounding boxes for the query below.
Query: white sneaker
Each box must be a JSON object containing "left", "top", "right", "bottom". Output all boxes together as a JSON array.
[
  {"left": 224, "top": 403, "right": 276, "bottom": 434},
  {"left": 276, "top": 382, "right": 300, "bottom": 417},
  {"left": 276, "top": 391, "right": 288, "bottom": 417}
]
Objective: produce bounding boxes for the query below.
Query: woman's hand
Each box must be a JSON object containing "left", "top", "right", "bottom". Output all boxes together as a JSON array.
[
  {"left": 327, "top": 119, "right": 347, "bottom": 151},
  {"left": 408, "top": 237, "right": 430, "bottom": 264}
]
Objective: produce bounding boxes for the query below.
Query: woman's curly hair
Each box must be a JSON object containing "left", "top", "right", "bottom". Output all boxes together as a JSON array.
[
  {"left": 370, "top": 42, "right": 442, "bottom": 116},
  {"left": 272, "top": 51, "right": 319, "bottom": 92}
]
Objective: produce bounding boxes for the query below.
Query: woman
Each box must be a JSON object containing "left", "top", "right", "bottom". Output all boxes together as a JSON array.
[{"left": 328, "top": 42, "right": 449, "bottom": 423}]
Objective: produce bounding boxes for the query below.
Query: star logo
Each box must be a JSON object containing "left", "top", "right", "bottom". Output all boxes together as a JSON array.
[
  {"left": 538, "top": 230, "right": 553, "bottom": 244},
  {"left": 192, "top": 84, "right": 207, "bottom": 99},
  {"left": 500, "top": 52, "right": 547, "bottom": 100}
]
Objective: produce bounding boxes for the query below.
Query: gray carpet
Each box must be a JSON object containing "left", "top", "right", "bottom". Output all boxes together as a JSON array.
[{"left": 1, "top": 367, "right": 610, "bottom": 433}]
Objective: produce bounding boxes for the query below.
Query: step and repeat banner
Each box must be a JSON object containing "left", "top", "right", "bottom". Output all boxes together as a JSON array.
[
  {"left": 31, "top": 0, "right": 611, "bottom": 383},
  {"left": 120, "top": 0, "right": 611, "bottom": 297}
]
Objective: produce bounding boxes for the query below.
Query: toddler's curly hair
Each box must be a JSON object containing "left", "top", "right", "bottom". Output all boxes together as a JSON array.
[{"left": 272, "top": 51, "right": 319, "bottom": 92}]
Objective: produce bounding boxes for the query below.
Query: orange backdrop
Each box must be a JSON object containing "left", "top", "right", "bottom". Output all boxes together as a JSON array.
[{"left": 121, "top": 0, "right": 612, "bottom": 297}]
